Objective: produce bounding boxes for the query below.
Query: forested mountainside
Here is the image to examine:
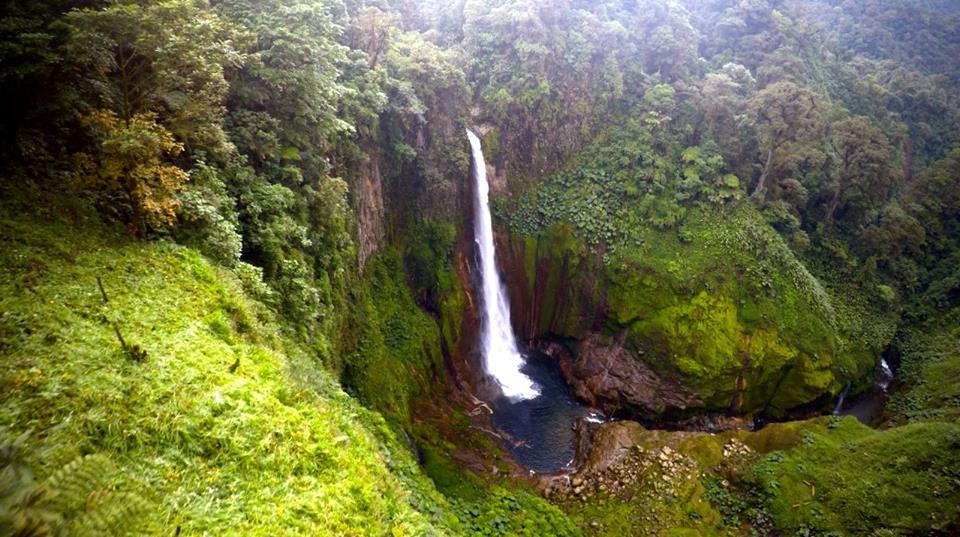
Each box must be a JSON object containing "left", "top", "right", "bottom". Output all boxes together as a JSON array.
[{"left": 1, "top": 1, "right": 958, "bottom": 535}]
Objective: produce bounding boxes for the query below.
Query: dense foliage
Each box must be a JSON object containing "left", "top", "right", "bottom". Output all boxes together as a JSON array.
[
  {"left": 2, "top": 0, "right": 959, "bottom": 535},
  {"left": 3, "top": 0, "right": 957, "bottom": 355}
]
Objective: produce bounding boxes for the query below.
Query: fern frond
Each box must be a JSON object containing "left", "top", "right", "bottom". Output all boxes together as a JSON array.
[
  {"left": 68, "top": 492, "right": 151, "bottom": 537},
  {"left": 42, "top": 455, "right": 116, "bottom": 513}
]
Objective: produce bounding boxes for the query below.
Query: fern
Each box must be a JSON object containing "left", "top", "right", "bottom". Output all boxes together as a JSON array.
[
  {"left": 1, "top": 430, "right": 58, "bottom": 537},
  {"left": 42, "top": 454, "right": 115, "bottom": 514},
  {"left": 0, "top": 432, "right": 151, "bottom": 537},
  {"left": 68, "top": 492, "right": 151, "bottom": 537}
]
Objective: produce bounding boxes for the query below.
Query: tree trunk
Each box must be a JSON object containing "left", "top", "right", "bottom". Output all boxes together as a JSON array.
[
  {"left": 751, "top": 147, "right": 774, "bottom": 198},
  {"left": 825, "top": 185, "right": 843, "bottom": 223}
]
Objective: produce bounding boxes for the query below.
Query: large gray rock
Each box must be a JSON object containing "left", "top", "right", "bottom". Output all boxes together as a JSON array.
[{"left": 549, "top": 333, "right": 701, "bottom": 417}]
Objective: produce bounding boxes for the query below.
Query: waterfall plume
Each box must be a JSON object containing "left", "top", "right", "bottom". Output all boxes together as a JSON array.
[{"left": 467, "top": 129, "right": 539, "bottom": 401}]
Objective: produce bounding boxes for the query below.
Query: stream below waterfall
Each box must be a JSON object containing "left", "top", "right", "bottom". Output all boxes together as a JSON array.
[{"left": 833, "top": 358, "right": 895, "bottom": 425}]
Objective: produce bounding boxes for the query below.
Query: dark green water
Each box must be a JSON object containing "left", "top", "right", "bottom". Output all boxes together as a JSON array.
[{"left": 490, "top": 350, "right": 602, "bottom": 474}]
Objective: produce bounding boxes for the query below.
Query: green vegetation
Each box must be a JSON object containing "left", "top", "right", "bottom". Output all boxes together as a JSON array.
[
  {"left": 889, "top": 307, "right": 960, "bottom": 424},
  {"left": 421, "top": 447, "right": 581, "bottom": 537},
  {"left": 555, "top": 418, "right": 960, "bottom": 536},
  {"left": 341, "top": 249, "right": 445, "bottom": 425},
  {"left": 0, "top": 203, "right": 462, "bottom": 535},
  {"left": 750, "top": 418, "right": 960, "bottom": 535},
  {"left": 1, "top": 0, "right": 959, "bottom": 535},
  {"left": 499, "top": 125, "right": 895, "bottom": 414},
  {"left": 0, "top": 195, "right": 583, "bottom": 536}
]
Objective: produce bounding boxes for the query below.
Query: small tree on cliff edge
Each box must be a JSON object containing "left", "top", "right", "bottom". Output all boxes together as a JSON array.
[{"left": 76, "top": 110, "right": 188, "bottom": 237}]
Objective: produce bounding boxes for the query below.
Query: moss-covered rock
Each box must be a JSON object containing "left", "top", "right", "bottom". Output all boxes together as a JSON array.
[
  {"left": 751, "top": 418, "right": 960, "bottom": 535},
  {"left": 500, "top": 204, "right": 891, "bottom": 418},
  {"left": 557, "top": 417, "right": 960, "bottom": 536}
]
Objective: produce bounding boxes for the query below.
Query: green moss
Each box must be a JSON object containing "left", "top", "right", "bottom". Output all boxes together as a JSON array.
[
  {"left": 439, "top": 273, "right": 466, "bottom": 354},
  {"left": 342, "top": 249, "right": 445, "bottom": 425},
  {"left": 559, "top": 418, "right": 958, "bottom": 536},
  {"left": 523, "top": 235, "right": 539, "bottom": 291},
  {"left": 398, "top": 219, "right": 465, "bottom": 358},
  {"left": 507, "top": 202, "right": 859, "bottom": 415},
  {"left": 750, "top": 418, "right": 960, "bottom": 534}
]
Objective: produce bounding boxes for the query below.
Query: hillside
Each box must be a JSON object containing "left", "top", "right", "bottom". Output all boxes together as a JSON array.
[
  {"left": 0, "top": 195, "right": 579, "bottom": 536},
  {"left": 0, "top": 195, "right": 464, "bottom": 535}
]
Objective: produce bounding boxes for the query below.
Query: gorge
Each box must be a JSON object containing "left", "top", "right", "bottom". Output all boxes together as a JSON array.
[{"left": 2, "top": 1, "right": 959, "bottom": 536}]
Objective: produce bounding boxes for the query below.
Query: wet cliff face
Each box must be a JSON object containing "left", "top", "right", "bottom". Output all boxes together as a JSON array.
[
  {"left": 356, "top": 153, "right": 385, "bottom": 270},
  {"left": 491, "top": 211, "right": 885, "bottom": 421}
]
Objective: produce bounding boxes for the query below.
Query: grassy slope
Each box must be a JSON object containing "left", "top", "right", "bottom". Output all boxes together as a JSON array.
[
  {"left": 556, "top": 417, "right": 960, "bottom": 536},
  {"left": 754, "top": 418, "right": 960, "bottom": 534},
  {"left": 0, "top": 202, "right": 461, "bottom": 535},
  {"left": 888, "top": 305, "right": 960, "bottom": 424}
]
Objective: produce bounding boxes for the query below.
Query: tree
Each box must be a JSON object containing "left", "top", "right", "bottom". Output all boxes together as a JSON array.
[
  {"left": 902, "top": 147, "right": 960, "bottom": 263},
  {"left": 0, "top": 0, "right": 96, "bottom": 173},
  {"left": 218, "top": 0, "right": 353, "bottom": 180},
  {"left": 747, "top": 81, "right": 825, "bottom": 199},
  {"left": 377, "top": 30, "right": 469, "bottom": 218},
  {"left": 635, "top": 0, "right": 699, "bottom": 80},
  {"left": 825, "top": 116, "right": 897, "bottom": 224},
  {"left": 696, "top": 64, "right": 756, "bottom": 182},
  {"left": 76, "top": 110, "right": 188, "bottom": 236},
  {"left": 66, "top": 0, "right": 241, "bottom": 157}
]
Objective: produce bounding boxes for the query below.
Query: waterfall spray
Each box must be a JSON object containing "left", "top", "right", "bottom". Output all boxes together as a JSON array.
[{"left": 467, "top": 130, "right": 539, "bottom": 400}]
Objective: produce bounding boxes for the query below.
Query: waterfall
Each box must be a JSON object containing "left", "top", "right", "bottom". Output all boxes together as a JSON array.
[
  {"left": 467, "top": 130, "right": 539, "bottom": 401},
  {"left": 832, "top": 382, "right": 850, "bottom": 415},
  {"left": 878, "top": 358, "right": 893, "bottom": 391}
]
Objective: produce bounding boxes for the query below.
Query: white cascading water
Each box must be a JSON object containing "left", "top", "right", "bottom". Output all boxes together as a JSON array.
[
  {"left": 878, "top": 358, "right": 893, "bottom": 391},
  {"left": 467, "top": 130, "right": 539, "bottom": 400}
]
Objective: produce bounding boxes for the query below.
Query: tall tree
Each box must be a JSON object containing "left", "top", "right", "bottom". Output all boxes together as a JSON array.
[
  {"left": 66, "top": 0, "right": 241, "bottom": 156},
  {"left": 825, "top": 116, "right": 897, "bottom": 224},
  {"left": 218, "top": 0, "right": 353, "bottom": 181},
  {"left": 76, "top": 110, "right": 188, "bottom": 236},
  {"left": 747, "top": 81, "right": 825, "bottom": 199}
]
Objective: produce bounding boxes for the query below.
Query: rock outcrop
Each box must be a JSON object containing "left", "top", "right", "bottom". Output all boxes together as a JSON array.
[
  {"left": 542, "top": 334, "right": 700, "bottom": 418},
  {"left": 356, "top": 153, "right": 385, "bottom": 270},
  {"left": 494, "top": 206, "right": 891, "bottom": 419}
]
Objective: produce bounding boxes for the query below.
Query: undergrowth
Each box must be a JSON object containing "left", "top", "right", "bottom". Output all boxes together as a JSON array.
[
  {"left": 748, "top": 417, "right": 960, "bottom": 535},
  {"left": 0, "top": 202, "right": 461, "bottom": 535}
]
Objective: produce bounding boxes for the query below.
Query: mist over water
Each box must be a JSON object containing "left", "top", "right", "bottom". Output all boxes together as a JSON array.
[{"left": 467, "top": 129, "right": 539, "bottom": 401}]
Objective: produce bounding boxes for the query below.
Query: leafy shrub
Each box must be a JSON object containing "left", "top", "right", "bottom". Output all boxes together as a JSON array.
[{"left": 174, "top": 161, "right": 243, "bottom": 265}]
